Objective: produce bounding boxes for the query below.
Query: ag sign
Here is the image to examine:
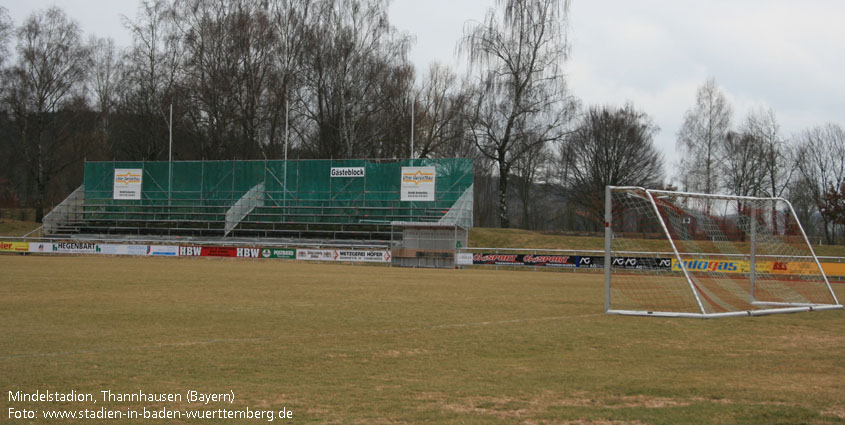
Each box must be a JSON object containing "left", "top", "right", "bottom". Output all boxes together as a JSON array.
[{"left": 113, "top": 168, "right": 143, "bottom": 200}]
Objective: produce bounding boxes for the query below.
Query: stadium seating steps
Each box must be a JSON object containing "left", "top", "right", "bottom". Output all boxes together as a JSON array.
[{"left": 45, "top": 159, "right": 473, "bottom": 242}]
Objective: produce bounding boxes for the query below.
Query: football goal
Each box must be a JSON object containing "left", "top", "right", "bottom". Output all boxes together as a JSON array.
[{"left": 604, "top": 186, "right": 842, "bottom": 318}]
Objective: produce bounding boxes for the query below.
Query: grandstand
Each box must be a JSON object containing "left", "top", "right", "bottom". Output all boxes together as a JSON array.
[{"left": 43, "top": 159, "right": 473, "bottom": 243}]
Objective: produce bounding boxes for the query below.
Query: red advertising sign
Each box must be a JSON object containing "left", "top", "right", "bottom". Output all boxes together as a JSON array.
[{"left": 201, "top": 246, "right": 238, "bottom": 257}]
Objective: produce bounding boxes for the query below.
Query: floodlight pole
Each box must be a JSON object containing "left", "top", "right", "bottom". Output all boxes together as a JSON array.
[
  {"left": 168, "top": 103, "right": 173, "bottom": 206},
  {"left": 283, "top": 97, "right": 289, "bottom": 221},
  {"left": 410, "top": 99, "right": 414, "bottom": 160},
  {"left": 604, "top": 186, "right": 611, "bottom": 313}
]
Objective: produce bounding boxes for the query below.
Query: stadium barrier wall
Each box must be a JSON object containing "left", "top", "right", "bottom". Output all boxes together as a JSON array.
[
  {"left": 458, "top": 247, "right": 845, "bottom": 277},
  {"left": 2, "top": 240, "right": 390, "bottom": 263},
  {"left": 3, "top": 240, "right": 845, "bottom": 273}
]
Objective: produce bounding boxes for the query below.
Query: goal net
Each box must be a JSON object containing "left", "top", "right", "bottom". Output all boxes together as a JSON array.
[{"left": 604, "top": 186, "right": 842, "bottom": 318}]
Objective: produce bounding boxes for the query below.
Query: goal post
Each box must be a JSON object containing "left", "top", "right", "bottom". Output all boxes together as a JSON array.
[{"left": 604, "top": 186, "right": 842, "bottom": 318}]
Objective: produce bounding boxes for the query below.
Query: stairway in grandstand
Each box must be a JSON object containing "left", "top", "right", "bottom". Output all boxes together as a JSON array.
[{"left": 43, "top": 159, "right": 474, "bottom": 242}]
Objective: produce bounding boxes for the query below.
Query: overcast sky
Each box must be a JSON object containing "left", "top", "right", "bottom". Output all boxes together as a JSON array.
[{"left": 6, "top": 0, "right": 845, "bottom": 183}]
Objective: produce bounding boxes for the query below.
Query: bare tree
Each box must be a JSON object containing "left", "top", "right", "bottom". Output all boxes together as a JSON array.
[
  {"left": 512, "top": 141, "right": 550, "bottom": 229},
  {"left": 298, "top": 0, "right": 413, "bottom": 159},
  {"left": 118, "top": 0, "right": 182, "bottom": 160},
  {"left": 89, "top": 36, "right": 124, "bottom": 151},
  {"left": 264, "top": 0, "right": 313, "bottom": 158},
  {"left": 818, "top": 183, "right": 845, "bottom": 244},
  {"left": 676, "top": 78, "right": 732, "bottom": 196},
  {"left": 742, "top": 108, "right": 795, "bottom": 232},
  {"left": 722, "top": 130, "right": 766, "bottom": 214},
  {"left": 563, "top": 104, "right": 664, "bottom": 229},
  {"left": 3, "top": 7, "right": 91, "bottom": 221},
  {"left": 744, "top": 108, "right": 794, "bottom": 199},
  {"left": 0, "top": 6, "right": 12, "bottom": 67},
  {"left": 413, "top": 63, "right": 468, "bottom": 159},
  {"left": 462, "top": 0, "right": 576, "bottom": 227},
  {"left": 795, "top": 123, "right": 845, "bottom": 244}
]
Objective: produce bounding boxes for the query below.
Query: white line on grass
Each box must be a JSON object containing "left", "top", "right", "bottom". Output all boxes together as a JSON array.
[{"left": 3, "top": 313, "right": 603, "bottom": 360}]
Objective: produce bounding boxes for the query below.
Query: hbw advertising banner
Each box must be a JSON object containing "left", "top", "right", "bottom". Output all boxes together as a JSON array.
[{"left": 400, "top": 166, "right": 435, "bottom": 201}]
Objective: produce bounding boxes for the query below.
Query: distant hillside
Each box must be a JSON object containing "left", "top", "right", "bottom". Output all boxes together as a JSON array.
[{"left": 0, "top": 219, "right": 41, "bottom": 237}]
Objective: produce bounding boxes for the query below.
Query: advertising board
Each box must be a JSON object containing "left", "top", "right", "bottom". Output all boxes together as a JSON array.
[
  {"left": 147, "top": 245, "right": 179, "bottom": 256},
  {"left": 0, "top": 241, "right": 30, "bottom": 253},
  {"left": 260, "top": 248, "right": 297, "bottom": 259},
  {"left": 201, "top": 246, "right": 238, "bottom": 257},
  {"left": 113, "top": 168, "right": 143, "bottom": 200},
  {"left": 400, "top": 166, "right": 435, "bottom": 201},
  {"left": 28, "top": 242, "right": 54, "bottom": 253},
  {"left": 296, "top": 249, "right": 335, "bottom": 261},
  {"left": 295, "top": 249, "right": 390, "bottom": 262},
  {"left": 472, "top": 253, "right": 578, "bottom": 267},
  {"left": 455, "top": 252, "right": 474, "bottom": 266},
  {"left": 99, "top": 244, "right": 150, "bottom": 256},
  {"left": 334, "top": 249, "right": 391, "bottom": 262},
  {"left": 52, "top": 241, "right": 101, "bottom": 254}
]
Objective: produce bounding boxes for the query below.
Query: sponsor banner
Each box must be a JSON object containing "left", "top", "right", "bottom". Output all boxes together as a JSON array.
[
  {"left": 261, "top": 248, "right": 297, "bottom": 259},
  {"left": 335, "top": 249, "right": 391, "bottom": 263},
  {"left": 99, "top": 244, "right": 150, "bottom": 256},
  {"left": 456, "top": 252, "right": 474, "bottom": 266},
  {"left": 28, "top": 242, "right": 54, "bottom": 253},
  {"left": 0, "top": 241, "right": 30, "bottom": 253},
  {"left": 330, "top": 167, "right": 365, "bottom": 178},
  {"left": 178, "top": 246, "right": 203, "bottom": 256},
  {"left": 296, "top": 249, "right": 390, "bottom": 262},
  {"left": 201, "top": 246, "right": 238, "bottom": 257},
  {"left": 113, "top": 168, "right": 143, "bottom": 200},
  {"left": 53, "top": 241, "right": 101, "bottom": 254},
  {"left": 470, "top": 254, "right": 670, "bottom": 269},
  {"left": 472, "top": 253, "right": 579, "bottom": 267},
  {"left": 612, "top": 257, "right": 672, "bottom": 270},
  {"left": 822, "top": 262, "right": 845, "bottom": 276},
  {"left": 297, "top": 249, "right": 334, "bottom": 261},
  {"left": 178, "top": 246, "right": 238, "bottom": 257},
  {"left": 762, "top": 261, "right": 820, "bottom": 275},
  {"left": 147, "top": 245, "right": 179, "bottom": 256},
  {"left": 400, "top": 166, "right": 435, "bottom": 201},
  {"left": 578, "top": 256, "right": 604, "bottom": 269},
  {"left": 236, "top": 247, "right": 262, "bottom": 258},
  {"left": 673, "top": 258, "right": 745, "bottom": 273},
  {"left": 674, "top": 258, "right": 825, "bottom": 276}
]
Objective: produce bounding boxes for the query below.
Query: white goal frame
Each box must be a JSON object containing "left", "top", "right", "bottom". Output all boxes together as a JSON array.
[{"left": 604, "top": 186, "right": 842, "bottom": 318}]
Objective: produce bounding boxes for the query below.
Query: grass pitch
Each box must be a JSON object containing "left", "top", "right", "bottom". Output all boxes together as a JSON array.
[{"left": 2, "top": 255, "right": 844, "bottom": 424}]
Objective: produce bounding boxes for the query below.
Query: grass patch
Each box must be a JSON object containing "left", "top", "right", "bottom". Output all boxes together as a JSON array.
[
  {"left": 0, "top": 219, "right": 41, "bottom": 237},
  {"left": 1, "top": 255, "right": 843, "bottom": 424}
]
